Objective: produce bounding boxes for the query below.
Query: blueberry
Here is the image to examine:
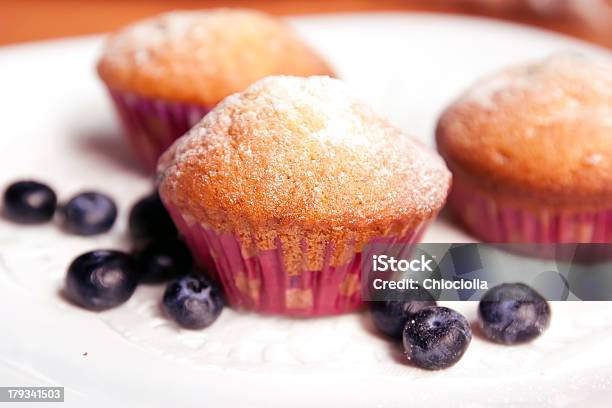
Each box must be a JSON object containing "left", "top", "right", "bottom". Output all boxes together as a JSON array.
[
  {"left": 136, "top": 239, "right": 193, "bottom": 283},
  {"left": 163, "top": 275, "right": 223, "bottom": 329},
  {"left": 65, "top": 250, "right": 138, "bottom": 311},
  {"left": 129, "top": 193, "right": 177, "bottom": 241},
  {"left": 61, "top": 192, "right": 117, "bottom": 235},
  {"left": 3, "top": 180, "right": 57, "bottom": 224},
  {"left": 403, "top": 306, "right": 471, "bottom": 370},
  {"left": 478, "top": 283, "right": 550, "bottom": 344},
  {"left": 370, "top": 286, "right": 436, "bottom": 339}
]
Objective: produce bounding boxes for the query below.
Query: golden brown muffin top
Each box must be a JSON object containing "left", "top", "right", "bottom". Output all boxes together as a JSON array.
[
  {"left": 436, "top": 54, "right": 612, "bottom": 207},
  {"left": 158, "top": 76, "right": 451, "bottom": 233},
  {"left": 97, "top": 9, "right": 334, "bottom": 106}
]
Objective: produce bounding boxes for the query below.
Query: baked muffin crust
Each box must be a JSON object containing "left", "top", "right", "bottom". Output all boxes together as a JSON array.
[
  {"left": 97, "top": 9, "right": 334, "bottom": 106},
  {"left": 436, "top": 54, "right": 612, "bottom": 208},
  {"left": 159, "top": 76, "right": 451, "bottom": 235}
]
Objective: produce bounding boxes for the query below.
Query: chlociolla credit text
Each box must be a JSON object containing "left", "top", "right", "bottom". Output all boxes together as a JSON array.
[{"left": 370, "top": 255, "right": 489, "bottom": 291}]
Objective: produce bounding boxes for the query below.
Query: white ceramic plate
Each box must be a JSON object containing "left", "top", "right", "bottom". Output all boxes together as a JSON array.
[{"left": 0, "top": 13, "right": 611, "bottom": 407}]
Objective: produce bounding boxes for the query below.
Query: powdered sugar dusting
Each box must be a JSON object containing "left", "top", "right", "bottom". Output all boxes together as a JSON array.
[
  {"left": 461, "top": 53, "right": 612, "bottom": 111},
  {"left": 584, "top": 153, "right": 604, "bottom": 166},
  {"left": 461, "top": 69, "right": 531, "bottom": 110},
  {"left": 230, "top": 76, "right": 376, "bottom": 148},
  {"left": 159, "top": 76, "right": 451, "bottom": 229},
  {"left": 102, "top": 11, "right": 205, "bottom": 65}
]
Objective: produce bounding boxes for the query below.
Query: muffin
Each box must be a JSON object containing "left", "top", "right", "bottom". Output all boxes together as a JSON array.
[
  {"left": 97, "top": 9, "right": 334, "bottom": 171},
  {"left": 436, "top": 54, "right": 612, "bottom": 243},
  {"left": 158, "top": 76, "right": 451, "bottom": 316}
]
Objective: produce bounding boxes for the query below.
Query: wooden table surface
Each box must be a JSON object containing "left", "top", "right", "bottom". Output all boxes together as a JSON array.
[{"left": 0, "top": 0, "right": 610, "bottom": 48}]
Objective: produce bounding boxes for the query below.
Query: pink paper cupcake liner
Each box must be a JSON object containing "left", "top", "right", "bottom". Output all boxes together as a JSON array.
[
  {"left": 449, "top": 180, "right": 612, "bottom": 243},
  {"left": 164, "top": 203, "right": 429, "bottom": 316},
  {"left": 107, "top": 89, "right": 210, "bottom": 171}
]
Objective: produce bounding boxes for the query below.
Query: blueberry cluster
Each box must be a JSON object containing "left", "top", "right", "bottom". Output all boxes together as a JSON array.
[
  {"left": 371, "top": 283, "right": 550, "bottom": 370},
  {"left": 2, "top": 180, "right": 223, "bottom": 330},
  {"left": 3, "top": 180, "right": 117, "bottom": 234},
  {"left": 4, "top": 179, "right": 551, "bottom": 354}
]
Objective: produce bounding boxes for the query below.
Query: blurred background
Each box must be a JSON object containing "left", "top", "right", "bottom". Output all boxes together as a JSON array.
[{"left": 0, "top": 0, "right": 611, "bottom": 48}]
